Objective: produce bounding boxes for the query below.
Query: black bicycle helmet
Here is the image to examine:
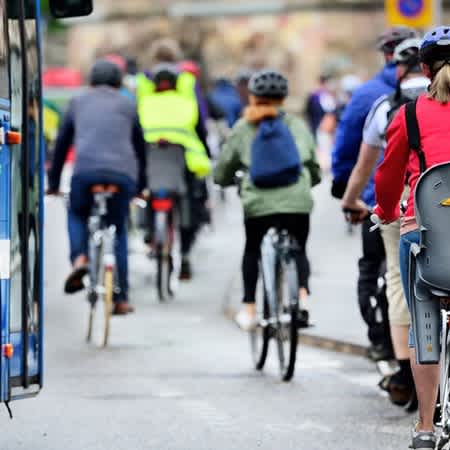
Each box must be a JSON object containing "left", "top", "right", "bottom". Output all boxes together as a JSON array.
[
  {"left": 153, "top": 63, "right": 179, "bottom": 91},
  {"left": 248, "top": 69, "right": 288, "bottom": 99},
  {"left": 376, "top": 26, "right": 419, "bottom": 53},
  {"left": 420, "top": 26, "right": 450, "bottom": 66},
  {"left": 89, "top": 59, "right": 123, "bottom": 88}
]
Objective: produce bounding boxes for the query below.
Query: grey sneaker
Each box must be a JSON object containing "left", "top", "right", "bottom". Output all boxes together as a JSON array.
[{"left": 410, "top": 427, "right": 436, "bottom": 449}]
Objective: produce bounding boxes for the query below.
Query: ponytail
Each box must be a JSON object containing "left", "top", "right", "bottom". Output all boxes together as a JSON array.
[{"left": 428, "top": 61, "right": 450, "bottom": 104}]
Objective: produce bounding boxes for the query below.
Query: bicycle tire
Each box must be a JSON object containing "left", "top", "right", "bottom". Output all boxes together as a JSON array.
[
  {"left": 102, "top": 268, "right": 114, "bottom": 347},
  {"left": 438, "top": 309, "right": 450, "bottom": 449},
  {"left": 86, "top": 291, "right": 97, "bottom": 343},
  {"left": 157, "top": 246, "right": 173, "bottom": 302},
  {"left": 86, "top": 237, "right": 101, "bottom": 343},
  {"left": 275, "top": 260, "right": 299, "bottom": 382},
  {"left": 250, "top": 280, "right": 270, "bottom": 370}
]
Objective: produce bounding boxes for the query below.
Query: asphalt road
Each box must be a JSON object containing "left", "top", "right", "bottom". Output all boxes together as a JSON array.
[{"left": 0, "top": 176, "right": 414, "bottom": 450}]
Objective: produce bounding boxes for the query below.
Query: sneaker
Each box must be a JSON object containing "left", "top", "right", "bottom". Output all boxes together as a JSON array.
[
  {"left": 367, "top": 344, "right": 395, "bottom": 362},
  {"left": 297, "top": 309, "right": 310, "bottom": 328},
  {"left": 235, "top": 309, "right": 257, "bottom": 332},
  {"left": 380, "top": 371, "right": 415, "bottom": 407},
  {"left": 112, "top": 302, "right": 135, "bottom": 315},
  {"left": 410, "top": 426, "right": 436, "bottom": 449},
  {"left": 179, "top": 258, "right": 192, "bottom": 281}
]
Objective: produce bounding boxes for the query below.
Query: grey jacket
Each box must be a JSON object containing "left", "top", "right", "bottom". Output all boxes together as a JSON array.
[{"left": 49, "top": 86, "right": 147, "bottom": 191}]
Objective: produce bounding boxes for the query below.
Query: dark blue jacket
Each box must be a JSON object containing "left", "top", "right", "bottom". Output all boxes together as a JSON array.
[
  {"left": 209, "top": 79, "right": 242, "bottom": 128},
  {"left": 331, "top": 63, "right": 396, "bottom": 206}
]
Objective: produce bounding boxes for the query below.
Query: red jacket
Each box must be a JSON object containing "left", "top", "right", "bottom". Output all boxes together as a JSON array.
[{"left": 375, "top": 95, "right": 450, "bottom": 223}]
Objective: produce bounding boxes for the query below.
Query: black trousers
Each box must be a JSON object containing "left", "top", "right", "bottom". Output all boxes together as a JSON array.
[
  {"left": 358, "top": 217, "right": 392, "bottom": 351},
  {"left": 242, "top": 213, "right": 310, "bottom": 304}
]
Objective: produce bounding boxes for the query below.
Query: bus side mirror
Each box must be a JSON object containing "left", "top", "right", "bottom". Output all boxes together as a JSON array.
[{"left": 49, "top": 0, "right": 93, "bottom": 18}]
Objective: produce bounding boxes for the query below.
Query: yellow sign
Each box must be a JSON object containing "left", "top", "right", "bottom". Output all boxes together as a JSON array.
[{"left": 385, "top": 0, "right": 434, "bottom": 28}]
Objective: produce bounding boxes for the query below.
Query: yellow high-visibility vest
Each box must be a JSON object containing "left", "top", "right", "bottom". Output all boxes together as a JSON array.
[{"left": 136, "top": 72, "right": 211, "bottom": 178}]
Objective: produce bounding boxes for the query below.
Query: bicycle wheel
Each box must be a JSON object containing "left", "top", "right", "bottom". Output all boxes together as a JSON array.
[
  {"left": 154, "top": 210, "right": 173, "bottom": 302},
  {"left": 86, "top": 237, "right": 101, "bottom": 343},
  {"left": 156, "top": 245, "right": 173, "bottom": 302},
  {"left": 88, "top": 266, "right": 114, "bottom": 348},
  {"left": 438, "top": 309, "right": 450, "bottom": 449},
  {"left": 275, "top": 259, "right": 299, "bottom": 382},
  {"left": 250, "top": 277, "right": 270, "bottom": 370}
]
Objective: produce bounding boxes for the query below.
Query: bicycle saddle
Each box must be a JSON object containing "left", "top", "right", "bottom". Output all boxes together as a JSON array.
[{"left": 90, "top": 184, "right": 120, "bottom": 194}]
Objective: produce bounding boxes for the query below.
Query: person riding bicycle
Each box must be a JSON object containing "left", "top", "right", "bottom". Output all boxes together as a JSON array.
[
  {"left": 47, "top": 59, "right": 147, "bottom": 315},
  {"left": 136, "top": 63, "right": 211, "bottom": 280},
  {"left": 332, "top": 26, "right": 419, "bottom": 363},
  {"left": 342, "top": 37, "right": 428, "bottom": 408},
  {"left": 214, "top": 69, "right": 321, "bottom": 331},
  {"left": 374, "top": 26, "right": 450, "bottom": 449}
]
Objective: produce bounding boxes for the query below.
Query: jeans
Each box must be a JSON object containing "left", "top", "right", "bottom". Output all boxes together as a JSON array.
[
  {"left": 69, "top": 171, "right": 136, "bottom": 301},
  {"left": 242, "top": 214, "right": 310, "bottom": 304},
  {"left": 399, "top": 230, "right": 420, "bottom": 347}
]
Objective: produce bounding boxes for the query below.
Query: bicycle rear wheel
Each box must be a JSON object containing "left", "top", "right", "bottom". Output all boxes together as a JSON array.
[
  {"left": 156, "top": 246, "right": 173, "bottom": 302},
  {"left": 438, "top": 309, "right": 450, "bottom": 449},
  {"left": 250, "top": 278, "right": 270, "bottom": 370},
  {"left": 275, "top": 260, "right": 299, "bottom": 382}
]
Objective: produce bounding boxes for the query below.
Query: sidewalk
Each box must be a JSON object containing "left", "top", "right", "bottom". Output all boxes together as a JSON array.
[{"left": 222, "top": 174, "right": 371, "bottom": 356}]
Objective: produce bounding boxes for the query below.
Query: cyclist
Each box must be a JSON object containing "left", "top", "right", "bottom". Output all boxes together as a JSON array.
[
  {"left": 47, "top": 59, "right": 147, "bottom": 315},
  {"left": 214, "top": 69, "right": 321, "bottom": 331},
  {"left": 304, "top": 72, "right": 337, "bottom": 136},
  {"left": 136, "top": 63, "right": 211, "bottom": 280},
  {"left": 332, "top": 26, "right": 418, "bottom": 362},
  {"left": 235, "top": 68, "right": 253, "bottom": 107},
  {"left": 342, "top": 38, "right": 428, "bottom": 408},
  {"left": 374, "top": 26, "right": 450, "bottom": 449}
]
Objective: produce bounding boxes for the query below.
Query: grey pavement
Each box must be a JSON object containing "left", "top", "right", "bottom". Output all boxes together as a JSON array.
[{"left": 0, "top": 176, "right": 413, "bottom": 449}]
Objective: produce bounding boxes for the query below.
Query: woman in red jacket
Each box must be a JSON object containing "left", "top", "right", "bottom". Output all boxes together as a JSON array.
[{"left": 374, "top": 26, "right": 450, "bottom": 449}]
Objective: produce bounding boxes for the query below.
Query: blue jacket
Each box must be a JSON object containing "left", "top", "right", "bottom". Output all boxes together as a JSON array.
[
  {"left": 331, "top": 63, "right": 396, "bottom": 206},
  {"left": 209, "top": 79, "right": 242, "bottom": 128}
]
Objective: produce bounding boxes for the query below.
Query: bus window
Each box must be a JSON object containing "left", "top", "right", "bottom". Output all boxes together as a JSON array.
[
  {"left": 24, "top": 15, "right": 41, "bottom": 346},
  {"left": 8, "top": 7, "right": 23, "bottom": 336}
]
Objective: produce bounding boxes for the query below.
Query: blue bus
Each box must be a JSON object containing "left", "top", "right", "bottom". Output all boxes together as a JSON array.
[{"left": 0, "top": 0, "right": 93, "bottom": 408}]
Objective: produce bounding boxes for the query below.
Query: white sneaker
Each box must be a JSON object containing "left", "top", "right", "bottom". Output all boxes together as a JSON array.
[{"left": 235, "top": 309, "right": 257, "bottom": 332}]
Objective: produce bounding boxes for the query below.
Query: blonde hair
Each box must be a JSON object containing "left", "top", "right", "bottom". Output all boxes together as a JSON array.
[{"left": 429, "top": 61, "right": 450, "bottom": 104}]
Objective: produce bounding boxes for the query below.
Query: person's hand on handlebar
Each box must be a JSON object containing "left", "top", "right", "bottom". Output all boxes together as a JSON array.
[{"left": 341, "top": 199, "right": 371, "bottom": 224}]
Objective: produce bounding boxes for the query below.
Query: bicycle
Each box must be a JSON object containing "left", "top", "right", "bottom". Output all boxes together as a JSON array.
[
  {"left": 371, "top": 163, "right": 450, "bottom": 448},
  {"left": 85, "top": 184, "right": 119, "bottom": 348},
  {"left": 250, "top": 227, "right": 300, "bottom": 382}
]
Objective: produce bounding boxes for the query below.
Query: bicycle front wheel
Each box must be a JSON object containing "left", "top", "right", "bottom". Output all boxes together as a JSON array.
[{"left": 275, "top": 260, "right": 299, "bottom": 382}]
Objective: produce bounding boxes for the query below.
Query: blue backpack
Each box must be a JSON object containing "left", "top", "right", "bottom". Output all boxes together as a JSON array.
[{"left": 250, "top": 114, "right": 302, "bottom": 188}]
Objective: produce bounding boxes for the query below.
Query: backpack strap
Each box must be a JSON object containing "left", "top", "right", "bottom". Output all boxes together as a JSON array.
[{"left": 405, "top": 99, "right": 427, "bottom": 173}]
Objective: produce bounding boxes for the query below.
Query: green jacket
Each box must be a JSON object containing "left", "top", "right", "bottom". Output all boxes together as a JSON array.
[{"left": 214, "top": 113, "right": 321, "bottom": 218}]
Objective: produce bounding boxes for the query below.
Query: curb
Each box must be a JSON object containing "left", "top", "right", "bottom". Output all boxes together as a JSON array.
[{"left": 223, "top": 302, "right": 368, "bottom": 358}]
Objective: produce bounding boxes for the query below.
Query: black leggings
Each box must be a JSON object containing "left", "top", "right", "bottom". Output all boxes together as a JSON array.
[{"left": 242, "top": 214, "right": 310, "bottom": 304}]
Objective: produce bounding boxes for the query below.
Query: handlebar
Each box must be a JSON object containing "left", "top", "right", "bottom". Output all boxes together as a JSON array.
[{"left": 369, "top": 214, "right": 382, "bottom": 232}]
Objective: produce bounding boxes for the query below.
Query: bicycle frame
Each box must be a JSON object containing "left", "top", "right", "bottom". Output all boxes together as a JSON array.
[{"left": 87, "top": 193, "right": 117, "bottom": 301}]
